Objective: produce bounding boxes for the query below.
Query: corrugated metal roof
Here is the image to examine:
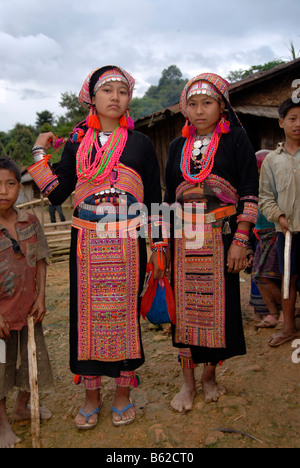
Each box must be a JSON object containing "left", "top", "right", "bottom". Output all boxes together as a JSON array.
[{"left": 233, "top": 105, "right": 279, "bottom": 118}]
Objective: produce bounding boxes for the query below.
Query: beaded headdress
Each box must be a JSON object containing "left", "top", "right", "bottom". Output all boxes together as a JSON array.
[
  {"left": 78, "top": 65, "right": 135, "bottom": 109},
  {"left": 180, "top": 73, "right": 230, "bottom": 118},
  {"left": 186, "top": 81, "right": 223, "bottom": 104},
  {"left": 179, "top": 73, "right": 243, "bottom": 184}
]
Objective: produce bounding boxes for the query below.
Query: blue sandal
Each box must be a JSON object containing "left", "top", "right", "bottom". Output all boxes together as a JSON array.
[
  {"left": 111, "top": 400, "right": 135, "bottom": 427},
  {"left": 76, "top": 405, "right": 102, "bottom": 430}
]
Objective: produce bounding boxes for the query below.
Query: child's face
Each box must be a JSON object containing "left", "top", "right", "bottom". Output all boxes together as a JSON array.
[
  {"left": 187, "top": 94, "right": 225, "bottom": 135},
  {"left": 92, "top": 81, "right": 130, "bottom": 124},
  {"left": 279, "top": 107, "right": 300, "bottom": 142},
  {"left": 0, "top": 169, "right": 20, "bottom": 211}
]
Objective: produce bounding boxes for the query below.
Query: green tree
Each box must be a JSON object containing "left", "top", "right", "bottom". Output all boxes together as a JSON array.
[
  {"left": 226, "top": 59, "right": 286, "bottom": 83},
  {"left": 59, "top": 91, "right": 87, "bottom": 126},
  {"left": 35, "top": 110, "right": 54, "bottom": 130},
  {"left": 130, "top": 65, "right": 188, "bottom": 119},
  {"left": 4, "top": 124, "right": 37, "bottom": 167}
]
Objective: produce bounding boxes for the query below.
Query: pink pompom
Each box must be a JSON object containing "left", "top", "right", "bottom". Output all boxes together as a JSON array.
[
  {"left": 189, "top": 125, "right": 196, "bottom": 137},
  {"left": 127, "top": 115, "right": 135, "bottom": 130},
  {"left": 217, "top": 118, "right": 231, "bottom": 134},
  {"left": 54, "top": 137, "right": 65, "bottom": 148}
]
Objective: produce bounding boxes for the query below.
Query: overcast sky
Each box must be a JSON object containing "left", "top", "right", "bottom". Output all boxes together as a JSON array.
[{"left": 1, "top": 0, "right": 299, "bottom": 132}]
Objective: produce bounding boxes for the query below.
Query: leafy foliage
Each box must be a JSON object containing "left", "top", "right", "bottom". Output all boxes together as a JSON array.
[
  {"left": 226, "top": 60, "right": 286, "bottom": 83},
  {"left": 130, "top": 65, "right": 188, "bottom": 119}
]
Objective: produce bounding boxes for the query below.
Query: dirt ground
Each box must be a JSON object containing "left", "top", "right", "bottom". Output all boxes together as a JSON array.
[{"left": 8, "top": 259, "right": 300, "bottom": 449}]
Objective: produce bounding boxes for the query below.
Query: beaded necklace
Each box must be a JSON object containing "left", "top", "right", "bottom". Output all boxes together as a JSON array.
[
  {"left": 76, "top": 125, "right": 128, "bottom": 185},
  {"left": 180, "top": 117, "right": 230, "bottom": 184}
]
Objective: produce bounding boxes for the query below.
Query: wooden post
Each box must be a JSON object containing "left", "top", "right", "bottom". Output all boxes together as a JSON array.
[{"left": 27, "top": 316, "right": 42, "bottom": 448}]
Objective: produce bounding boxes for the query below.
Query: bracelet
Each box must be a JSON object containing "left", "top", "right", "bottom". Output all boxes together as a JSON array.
[
  {"left": 32, "top": 146, "right": 47, "bottom": 163},
  {"left": 235, "top": 229, "right": 249, "bottom": 236},
  {"left": 232, "top": 237, "right": 248, "bottom": 248},
  {"left": 232, "top": 228, "right": 249, "bottom": 248},
  {"left": 32, "top": 145, "right": 46, "bottom": 152}
]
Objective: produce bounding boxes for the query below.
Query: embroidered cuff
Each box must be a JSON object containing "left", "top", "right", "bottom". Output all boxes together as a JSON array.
[
  {"left": 237, "top": 200, "right": 258, "bottom": 225},
  {"left": 27, "top": 158, "right": 59, "bottom": 197}
]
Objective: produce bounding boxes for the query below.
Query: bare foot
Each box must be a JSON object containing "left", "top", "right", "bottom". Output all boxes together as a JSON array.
[
  {"left": 201, "top": 364, "right": 226, "bottom": 403},
  {"left": 13, "top": 406, "right": 52, "bottom": 421},
  {"left": 0, "top": 423, "right": 21, "bottom": 448},
  {"left": 112, "top": 386, "right": 135, "bottom": 425},
  {"left": 171, "top": 368, "right": 196, "bottom": 412},
  {"left": 0, "top": 400, "right": 21, "bottom": 448}
]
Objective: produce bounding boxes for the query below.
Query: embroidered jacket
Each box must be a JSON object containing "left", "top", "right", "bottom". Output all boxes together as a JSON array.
[{"left": 164, "top": 126, "right": 259, "bottom": 225}]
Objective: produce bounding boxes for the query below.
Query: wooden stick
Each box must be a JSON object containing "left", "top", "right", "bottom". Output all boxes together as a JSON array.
[
  {"left": 0, "top": 339, "right": 6, "bottom": 364},
  {"left": 283, "top": 230, "right": 292, "bottom": 300},
  {"left": 27, "top": 316, "right": 42, "bottom": 448},
  {"left": 212, "top": 428, "right": 263, "bottom": 444}
]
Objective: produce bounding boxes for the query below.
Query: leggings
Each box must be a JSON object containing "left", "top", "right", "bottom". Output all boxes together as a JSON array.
[{"left": 79, "top": 371, "right": 136, "bottom": 390}]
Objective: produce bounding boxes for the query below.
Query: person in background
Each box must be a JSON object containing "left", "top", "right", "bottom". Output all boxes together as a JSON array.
[
  {"left": 249, "top": 150, "right": 282, "bottom": 329},
  {"left": 48, "top": 203, "right": 66, "bottom": 223},
  {"left": 259, "top": 98, "right": 300, "bottom": 347}
]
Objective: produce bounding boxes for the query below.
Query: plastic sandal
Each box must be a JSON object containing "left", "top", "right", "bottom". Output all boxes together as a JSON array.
[
  {"left": 76, "top": 405, "right": 102, "bottom": 430},
  {"left": 111, "top": 400, "right": 135, "bottom": 427}
]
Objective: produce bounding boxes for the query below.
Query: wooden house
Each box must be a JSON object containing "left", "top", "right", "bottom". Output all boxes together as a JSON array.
[{"left": 134, "top": 58, "right": 300, "bottom": 185}]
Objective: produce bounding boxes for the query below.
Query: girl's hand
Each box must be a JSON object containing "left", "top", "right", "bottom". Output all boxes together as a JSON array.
[
  {"left": 34, "top": 132, "right": 57, "bottom": 151},
  {"left": 227, "top": 244, "right": 247, "bottom": 274}
]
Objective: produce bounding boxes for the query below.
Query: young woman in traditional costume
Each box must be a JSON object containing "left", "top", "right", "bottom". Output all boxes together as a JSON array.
[
  {"left": 28, "top": 66, "right": 164, "bottom": 428},
  {"left": 164, "top": 73, "right": 259, "bottom": 411}
]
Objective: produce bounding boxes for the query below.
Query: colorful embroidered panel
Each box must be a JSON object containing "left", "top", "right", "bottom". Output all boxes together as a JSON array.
[
  {"left": 74, "top": 163, "right": 144, "bottom": 209},
  {"left": 77, "top": 227, "right": 141, "bottom": 362},
  {"left": 176, "top": 176, "right": 238, "bottom": 207},
  {"left": 174, "top": 223, "right": 226, "bottom": 348},
  {"left": 27, "top": 160, "right": 59, "bottom": 197}
]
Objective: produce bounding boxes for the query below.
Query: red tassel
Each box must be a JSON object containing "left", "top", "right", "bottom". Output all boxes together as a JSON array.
[
  {"left": 218, "top": 118, "right": 230, "bottom": 134},
  {"left": 73, "top": 375, "right": 82, "bottom": 385},
  {"left": 86, "top": 114, "right": 101, "bottom": 130},
  {"left": 182, "top": 119, "right": 190, "bottom": 138},
  {"left": 119, "top": 115, "right": 128, "bottom": 128}
]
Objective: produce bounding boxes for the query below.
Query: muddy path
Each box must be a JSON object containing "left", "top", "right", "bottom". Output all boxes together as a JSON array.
[{"left": 8, "top": 261, "right": 300, "bottom": 449}]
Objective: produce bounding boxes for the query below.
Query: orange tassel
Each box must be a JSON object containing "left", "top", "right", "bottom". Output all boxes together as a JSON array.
[
  {"left": 119, "top": 114, "right": 128, "bottom": 128},
  {"left": 87, "top": 114, "right": 101, "bottom": 130},
  {"left": 182, "top": 120, "right": 190, "bottom": 138},
  {"left": 73, "top": 375, "right": 82, "bottom": 385}
]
